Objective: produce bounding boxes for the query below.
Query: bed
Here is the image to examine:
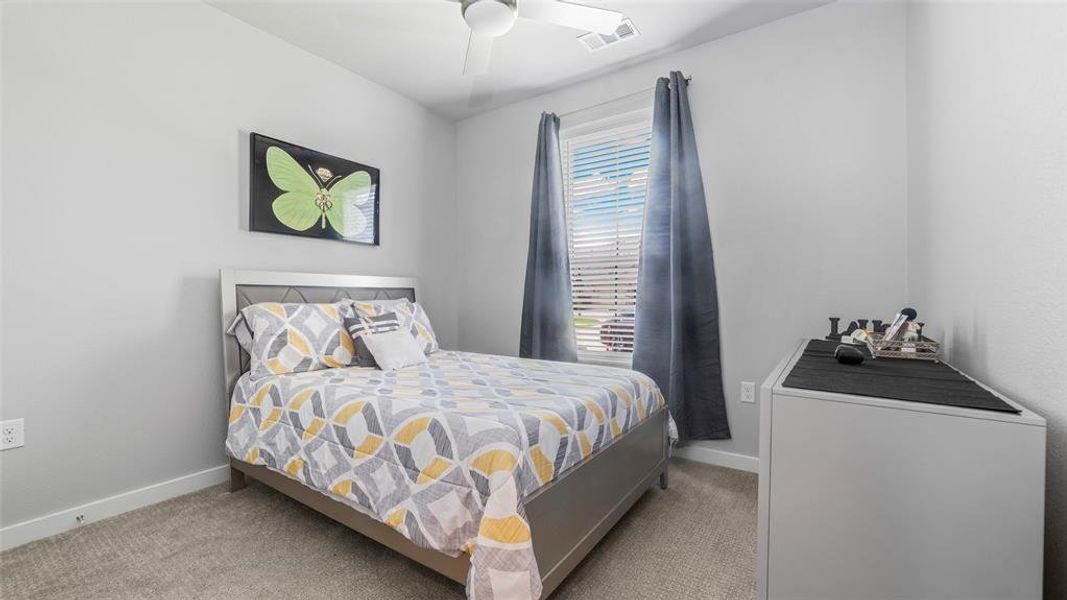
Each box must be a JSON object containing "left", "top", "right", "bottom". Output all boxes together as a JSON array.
[{"left": 220, "top": 269, "right": 670, "bottom": 599}]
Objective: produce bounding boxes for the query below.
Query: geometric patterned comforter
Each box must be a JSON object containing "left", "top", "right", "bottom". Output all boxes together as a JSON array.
[{"left": 226, "top": 350, "right": 667, "bottom": 600}]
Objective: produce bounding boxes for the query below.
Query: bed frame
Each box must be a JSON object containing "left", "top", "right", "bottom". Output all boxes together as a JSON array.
[{"left": 220, "top": 269, "right": 669, "bottom": 598}]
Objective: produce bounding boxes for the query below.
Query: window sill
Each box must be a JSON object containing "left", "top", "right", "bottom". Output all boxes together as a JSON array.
[{"left": 576, "top": 351, "right": 633, "bottom": 369}]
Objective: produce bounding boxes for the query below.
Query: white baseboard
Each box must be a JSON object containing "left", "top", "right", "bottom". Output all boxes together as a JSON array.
[
  {"left": 0, "top": 447, "right": 756, "bottom": 551},
  {"left": 674, "top": 445, "right": 759, "bottom": 473},
  {"left": 0, "top": 464, "right": 229, "bottom": 551},
  {"left": 0, "top": 448, "right": 755, "bottom": 551}
]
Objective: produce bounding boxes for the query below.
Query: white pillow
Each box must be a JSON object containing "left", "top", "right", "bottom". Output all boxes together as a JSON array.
[{"left": 361, "top": 329, "right": 429, "bottom": 371}]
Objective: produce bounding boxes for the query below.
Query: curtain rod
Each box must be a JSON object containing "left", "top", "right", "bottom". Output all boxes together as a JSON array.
[{"left": 557, "top": 75, "right": 692, "bottom": 120}]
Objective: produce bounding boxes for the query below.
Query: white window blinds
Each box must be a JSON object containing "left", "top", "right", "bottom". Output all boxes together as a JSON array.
[{"left": 560, "top": 111, "right": 652, "bottom": 366}]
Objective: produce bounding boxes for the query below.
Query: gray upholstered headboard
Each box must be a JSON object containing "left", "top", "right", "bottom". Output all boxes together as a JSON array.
[{"left": 219, "top": 269, "right": 419, "bottom": 398}]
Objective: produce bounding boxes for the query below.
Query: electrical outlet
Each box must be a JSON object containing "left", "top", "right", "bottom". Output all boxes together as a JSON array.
[
  {"left": 741, "top": 381, "right": 756, "bottom": 404},
  {"left": 1, "top": 418, "right": 25, "bottom": 450}
]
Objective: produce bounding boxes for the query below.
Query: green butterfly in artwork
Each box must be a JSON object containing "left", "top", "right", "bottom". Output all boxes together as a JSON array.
[{"left": 265, "top": 146, "right": 373, "bottom": 237}]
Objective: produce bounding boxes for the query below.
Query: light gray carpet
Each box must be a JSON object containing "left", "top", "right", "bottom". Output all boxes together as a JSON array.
[{"left": 0, "top": 458, "right": 757, "bottom": 599}]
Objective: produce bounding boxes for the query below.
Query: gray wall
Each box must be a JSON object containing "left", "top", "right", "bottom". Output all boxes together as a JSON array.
[
  {"left": 0, "top": 2, "right": 458, "bottom": 527},
  {"left": 454, "top": 1, "right": 909, "bottom": 460},
  {"left": 906, "top": 1, "right": 1067, "bottom": 595}
]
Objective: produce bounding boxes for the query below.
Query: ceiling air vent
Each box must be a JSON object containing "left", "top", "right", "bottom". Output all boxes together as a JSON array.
[{"left": 578, "top": 17, "right": 639, "bottom": 52}]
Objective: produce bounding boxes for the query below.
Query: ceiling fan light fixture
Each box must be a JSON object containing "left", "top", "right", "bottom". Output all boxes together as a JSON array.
[{"left": 463, "top": 0, "right": 517, "bottom": 38}]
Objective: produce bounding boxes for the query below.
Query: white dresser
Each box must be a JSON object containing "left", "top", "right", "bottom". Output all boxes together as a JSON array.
[{"left": 757, "top": 340, "right": 1046, "bottom": 600}]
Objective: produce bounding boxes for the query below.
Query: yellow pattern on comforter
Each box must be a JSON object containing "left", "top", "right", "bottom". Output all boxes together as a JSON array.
[{"left": 226, "top": 351, "right": 665, "bottom": 600}]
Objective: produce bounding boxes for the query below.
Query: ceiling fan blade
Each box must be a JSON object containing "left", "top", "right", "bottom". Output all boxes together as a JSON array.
[
  {"left": 464, "top": 33, "right": 493, "bottom": 76},
  {"left": 519, "top": 1, "right": 622, "bottom": 35}
]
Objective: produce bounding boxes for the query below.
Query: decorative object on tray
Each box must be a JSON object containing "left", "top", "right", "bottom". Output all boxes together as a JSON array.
[
  {"left": 867, "top": 331, "right": 940, "bottom": 361},
  {"left": 249, "top": 133, "right": 380, "bottom": 245},
  {"left": 825, "top": 307, "right": 940, "bottom": 361},
  {"left": 834, "top": 344, "right": 866, "bottom": 365}
]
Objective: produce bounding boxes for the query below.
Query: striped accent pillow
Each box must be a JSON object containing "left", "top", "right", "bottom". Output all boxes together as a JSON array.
[
  {"left": 350, "top": 299, "right": 440, "bottom": 354},
  {"left": 343, "top": 312, "right": 402, "bottom": 367}
]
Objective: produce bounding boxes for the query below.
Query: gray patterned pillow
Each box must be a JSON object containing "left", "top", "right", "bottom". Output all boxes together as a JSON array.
[
  {"left": 241, "top": 302, "right": 355, "bottom": 380},
  {"left": 225, "top": 313, "right": 254, "bottom": 354},
  {"left": 343, "top": 312, "right": 401, "bottom": 367}
]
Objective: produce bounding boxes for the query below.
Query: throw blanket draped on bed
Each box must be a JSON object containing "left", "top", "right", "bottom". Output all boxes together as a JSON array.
[{"left": 226, "top": 350, "right": 666, "bottom": 600}]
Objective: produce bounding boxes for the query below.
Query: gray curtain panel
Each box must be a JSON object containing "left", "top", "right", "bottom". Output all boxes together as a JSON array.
[
  {"left": 520, "top": 112, "right": 578, "bottom": 362},
  {"left": 633, "top": 72, "right": 730, "bottom": 442}
]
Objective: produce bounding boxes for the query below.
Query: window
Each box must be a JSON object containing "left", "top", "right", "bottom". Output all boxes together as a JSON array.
[{"left": 560, "top": 108, "right": 653, "bottom": 366}]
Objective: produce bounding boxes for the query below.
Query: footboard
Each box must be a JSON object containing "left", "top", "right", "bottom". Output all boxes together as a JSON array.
[
  {"left": 525, "top": 408, "right": 670, "bottom": 597},
  {"left": 230, "top": 408, "right": 669, "bottom": 598}
]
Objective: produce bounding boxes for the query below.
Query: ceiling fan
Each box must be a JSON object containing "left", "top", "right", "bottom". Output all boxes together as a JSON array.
[{"left": 453, "top": 0, "right": 624, "bottom": 75}]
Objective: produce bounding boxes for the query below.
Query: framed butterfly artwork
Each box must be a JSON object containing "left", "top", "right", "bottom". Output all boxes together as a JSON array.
[{"left": 249, "top": 133, "right": 380, "bottom": 245}]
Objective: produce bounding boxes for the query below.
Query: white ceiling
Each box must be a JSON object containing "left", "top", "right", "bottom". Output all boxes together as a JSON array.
[{"left": 209, "top": 0, "right": 830, "bottom": 120}]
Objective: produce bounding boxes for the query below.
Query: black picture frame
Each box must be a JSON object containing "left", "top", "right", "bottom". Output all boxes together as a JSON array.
[{"left": 249, "top": 132, "right": 380, "bottom": 245}]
